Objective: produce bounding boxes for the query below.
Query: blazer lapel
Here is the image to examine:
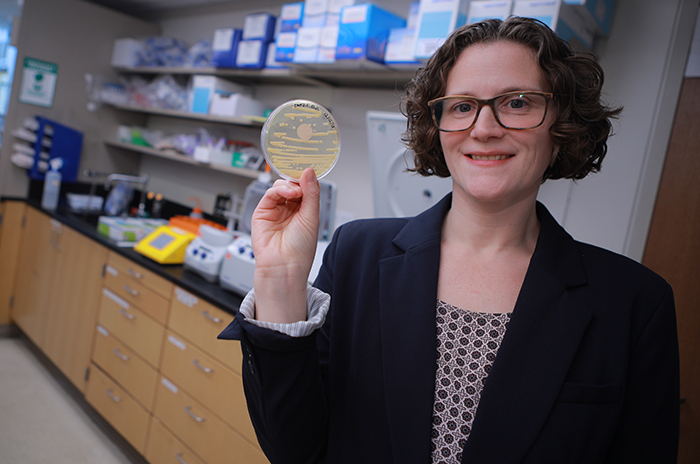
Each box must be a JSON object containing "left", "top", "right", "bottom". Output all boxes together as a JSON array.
[
  {"left": 462, "top": 203, "right": 592, "bottom": 463},
  {"left": 379, "top": 196, "right": 451, "bottom": 463}
]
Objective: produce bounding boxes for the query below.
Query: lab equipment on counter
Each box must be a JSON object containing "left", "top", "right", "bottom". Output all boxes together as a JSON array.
[
  {"left": 184, "top": 224, "right": 236, "bottom": 283},
  {"left": 98, "top": 216, "right": 168, "bottom": 244},
  {"left": 219, "top": 235, "right": 330, "bottom": 297},
  {"left": 41, "top": 158, "right": 63, "bottom": 210},
  {"left": 134, "top": 225, "right": 196, "bottom": 264}
]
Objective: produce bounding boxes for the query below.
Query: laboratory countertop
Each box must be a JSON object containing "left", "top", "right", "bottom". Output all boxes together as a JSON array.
[{"left": 3, "top": 196, "right": 244, "bottom": 317}]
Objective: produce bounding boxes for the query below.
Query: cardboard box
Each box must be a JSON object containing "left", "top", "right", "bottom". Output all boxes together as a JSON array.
[
  {"left": 190, "top": 75, "right": 252, "bottom": 114},
  {"left": 111, "top": 38, "right": 144, "bottom": 68},
  {"left": 336, "top": 4, "right": 407, "bottom": 63},
  {"left": 294, "top": 26, "right": 322, "bottom": 63},
  {"left": 512, "top": 0, "right": 595, "bottom": 49},
  {"left": 384, "top": 27, "right": 421, "bottom": 67},
  {"left": 266, "top": 43, "right": 289, "bottom": 68},
  {"left": 275, "top": 31, "right": 298, "bottom": 62},
  {"left": 303, "top": 0, "right": 330, "bottom": 27},
  {"left": 318, "top": 26, "right": 340, "bottom": 63},
  {"left": 243, "top": 13, "right": 277, "bottom": 41},
  {"left": 210, "top": 92, "right": 267, "bottom": 118},
  {"left": 413, "top": 0, "right": 468, "bottom": 60},
  {"left": 236, "top": 39, "right": 269, "bottom": 69},
  {"left": 467, "top": 0, "right": 513, "bottom": 24},
  {"left": 280, "top": 2, "right": 305, "bottom": 32},
  {"left": 211, "top": 28, "right": 243, "bottom": 68}
]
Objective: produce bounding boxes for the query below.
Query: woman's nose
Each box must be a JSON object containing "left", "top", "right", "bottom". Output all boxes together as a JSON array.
[{"left": 470, "top": 106, "right": 505, "bottom": 140}]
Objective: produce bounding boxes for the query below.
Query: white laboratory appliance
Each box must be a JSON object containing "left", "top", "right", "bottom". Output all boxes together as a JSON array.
[
  {"left": 366, "top": 111, "right": 452, "bottom": 218},
  {"left": 218, "top": 178, "right": 337, "bottom": 297},
  {"left": 183, "top": 224, "right": 236, "bottom": 283}
]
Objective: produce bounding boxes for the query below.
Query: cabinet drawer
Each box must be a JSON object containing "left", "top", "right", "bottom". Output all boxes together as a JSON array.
[
  {"left": 169, "top": 287, "right": 242, "bottom": 373},
  {"left": 161, "top": 332, "right": 256, "bottom": 442},
  {"left": 104, "top": 267, "right": 169, "bottom": 324},
  {"left": 98, "top": 288, "right": 166, "bottom": 368},
  {"left": 145, "top": 417, "right": 205, "bottom": 464},
  {"left": 85, "top": 363, "right": 150, "bottom": 454},
  {"left": 154, "top": 376, "right": 268, "bottom": 464},
  {"left": 91, "top": 324, "right": 158, "bottom": 410},
  {"left": 107, "top": 251, "right": 174, "bottom": 299}
]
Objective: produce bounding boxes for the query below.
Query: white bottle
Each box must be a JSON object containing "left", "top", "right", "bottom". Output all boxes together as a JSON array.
[{"left": 41, "top": 158, "right": 63, "bottom": 210}]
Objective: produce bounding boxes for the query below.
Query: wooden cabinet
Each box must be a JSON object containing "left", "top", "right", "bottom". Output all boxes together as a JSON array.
[
  {"left": 0, "top": 200, "right": 26, "bottom": 325},
  {"left": 85, "top": 363, "right": 151, "bottom": 454},
  {"left": 11, "top": 207, "right": 57, "bottom": 347},
  {"left": 145, "top": 417, "right": 205, "bottom": 464},
  {"left": 11, "top": 206, "right": 108, "bottom": 391}
]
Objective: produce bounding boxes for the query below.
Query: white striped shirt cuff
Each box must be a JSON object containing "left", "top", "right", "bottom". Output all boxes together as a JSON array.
[{"left": 238, "top": 285, "right": 331, "bottom": 338}]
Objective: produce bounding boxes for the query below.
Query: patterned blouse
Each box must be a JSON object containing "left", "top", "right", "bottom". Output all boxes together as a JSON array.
[{"left": 431, "top": 300, "right": 512, "bottom": 464}]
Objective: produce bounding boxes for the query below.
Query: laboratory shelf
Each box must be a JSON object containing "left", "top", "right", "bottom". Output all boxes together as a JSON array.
[
  {"left": 104, "top": 140, "right": 263, "bottom": 180},
  {"left": 113, "top": 64, "right": 420, "bottom": 89},
  {"left": 108, "top": 103, "right": 265, "bottom": 127}
]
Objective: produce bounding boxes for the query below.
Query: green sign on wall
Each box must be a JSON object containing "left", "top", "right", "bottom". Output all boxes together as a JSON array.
[{"left": 19, "top": 57, "right": 58, "bottom": 108}]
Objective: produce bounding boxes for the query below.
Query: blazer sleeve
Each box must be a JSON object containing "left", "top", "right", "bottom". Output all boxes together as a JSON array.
[
  {"left": 605, "top": 282, "right": 680, "bottom": 462},
  {"left": 217, "top": 227, "right": 343, "bottom": 464}
]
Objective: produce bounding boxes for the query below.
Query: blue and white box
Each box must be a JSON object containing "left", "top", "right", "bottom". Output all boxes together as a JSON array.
[
  {"left": 318, "top": 25, "right": 340, "bottom": 63},
  {"left": 190, "top": 76, "right": 252, "bottom": 114},
  {"left": 236, "top": 39, "right": 269, "bottom": 68},
  {"left": 467, "top": 1, "right": 513, "bottom": 24},
  {"left": 211, "top": 28, "right": 243, "bottom": 68},
  {"left": 266, "top": 43, "right": 288, "bottom": 68},
  {"left": 293, "top": 26, "right": 322, "bottom": 63},
  {"left": 243, "top": 13, "right": 277, "bottom": 41},
  {"left": 336, "top": 4, "right": 406, "bottom": 63},
  {"left": 384, "top": 27, "right": 421, "bottom": 67},
  {"left": 407, "top": 1, "right": 420, "bottom": 29},
  {"left": 275, "top": 31, "right": 298, "bottom": 62},
  {"left": 280, "top": 2, "right": 305, "bottom": 32},
  {"left": 327, "top": 0, "right": 356, "bottom": 26},
  {"left": 413, "top": 0, "right": 468, "bottom": 60},
  {"left": 512, "top": 0, "right": 595, "bottom": 49},
  {"left": 303, "top": 0, "right": 330, "bottom": 27}
]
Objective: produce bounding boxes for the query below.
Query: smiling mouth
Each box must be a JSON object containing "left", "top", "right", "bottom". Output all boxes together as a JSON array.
[{"left": 468, "top": 154, "right": 513, "bottom": 161}]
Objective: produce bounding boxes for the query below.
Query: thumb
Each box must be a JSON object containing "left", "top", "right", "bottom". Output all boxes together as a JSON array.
[{"left": 299, "top": 167, "right": 320, "bottom": 212}]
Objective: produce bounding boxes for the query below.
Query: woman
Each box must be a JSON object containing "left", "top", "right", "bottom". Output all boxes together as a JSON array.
[{"left": 219, "top": 17, "right": 680, "bottom": 464}]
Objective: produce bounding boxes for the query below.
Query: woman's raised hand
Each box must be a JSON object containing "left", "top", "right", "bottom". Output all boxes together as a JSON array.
[{"left": 251, "top": 168, "right": 320, "bottom": 323}]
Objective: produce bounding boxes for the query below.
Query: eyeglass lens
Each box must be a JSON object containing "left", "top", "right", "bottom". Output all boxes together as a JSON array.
[{"left": 432, "top": 93, "right": 549, "bottom": 131}]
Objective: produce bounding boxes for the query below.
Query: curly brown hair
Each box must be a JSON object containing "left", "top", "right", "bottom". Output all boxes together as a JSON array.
[{"left": 402, "top": 16, "right": 622, "bottom": 181}]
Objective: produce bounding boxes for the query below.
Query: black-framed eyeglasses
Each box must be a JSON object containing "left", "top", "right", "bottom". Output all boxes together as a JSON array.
[{"left": 428, "top": 91, "right": 554, "bottom": 132}]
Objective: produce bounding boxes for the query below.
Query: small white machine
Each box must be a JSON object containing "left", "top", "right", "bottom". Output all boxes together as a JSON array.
[
  {"left": 219, "top": 234, "right": 256, "bottom": 296},
  {"left": 183, "top": 224, "right": 235, "bottom": 283}
]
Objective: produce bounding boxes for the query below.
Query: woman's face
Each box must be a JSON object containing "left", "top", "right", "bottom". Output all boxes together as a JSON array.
[{"left": 439, "top": 40, "right": 555, "bottom": 209}]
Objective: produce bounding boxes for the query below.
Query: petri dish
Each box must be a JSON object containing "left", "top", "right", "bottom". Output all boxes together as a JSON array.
[{"left": 260, "top": 99, "right": 341, "bottom": 181}]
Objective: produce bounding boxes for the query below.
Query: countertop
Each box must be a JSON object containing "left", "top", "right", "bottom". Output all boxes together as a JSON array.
[{"left": 4, "top": 196, "right": 244, "bottom": 316}]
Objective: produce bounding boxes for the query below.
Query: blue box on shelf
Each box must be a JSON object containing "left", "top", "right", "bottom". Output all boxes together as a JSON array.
[
  {"left": 211, "top": 28, "right": 243, "bottom": 68},
  {"left": 336, "top": 4, "right": 406, "bottom": 63}
]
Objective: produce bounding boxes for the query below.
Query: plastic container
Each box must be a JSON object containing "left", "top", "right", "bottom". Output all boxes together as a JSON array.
[{"left": 41, "top": 158, "right": 63, "bottom": 210}]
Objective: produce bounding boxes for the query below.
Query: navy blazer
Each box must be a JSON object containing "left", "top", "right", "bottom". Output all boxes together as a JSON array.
[{"left": 219, "top": 195, "right": 680, "bottom": 464}]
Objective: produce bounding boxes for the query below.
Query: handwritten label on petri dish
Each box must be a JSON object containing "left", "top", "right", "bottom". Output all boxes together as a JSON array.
[{"left": 261, "top": 99, "right": 341, "bottom": 181}]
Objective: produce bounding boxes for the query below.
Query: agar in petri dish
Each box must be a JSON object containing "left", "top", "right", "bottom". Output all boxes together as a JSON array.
[{"left": 261, "top": 99, "right": 341, "bottom": 181}]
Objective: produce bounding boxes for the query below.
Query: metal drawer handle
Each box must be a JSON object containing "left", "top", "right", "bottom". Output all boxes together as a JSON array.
[
  {"left": 119, "top": 308, "right": 136, "bottom": 320},
  {"left": 175, "top": 453, "right": 189, "bottom": 464},
  {"left": 123, "top": 285, "right": 139, "bottom": 296},
  {"left": 184, "top": 406, "right": 206, "bottom": 422},
  {"left": 126, "top": 268, "right": 143, "bottom": 279},
  {"left": 113, "top": 348, "right": 130, "bottom": 362},
  {"left": 201, "top": 310, "right": 221, "bottom": 323},
  {"left": 105, "top": 389, "right": 122, "bottom": 402},
  {"left": 192, "top": 359, "right": 213, "bottom": 374}
]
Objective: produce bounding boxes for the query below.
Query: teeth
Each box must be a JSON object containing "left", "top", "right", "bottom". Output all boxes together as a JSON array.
[{"left": 470, "top": 155, "right": 510, "bottom": 160}]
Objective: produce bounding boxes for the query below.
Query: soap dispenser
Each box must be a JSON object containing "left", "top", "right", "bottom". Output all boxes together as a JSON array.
[{"left": 41, "top": 158, "right": 63, "bottom": 210}]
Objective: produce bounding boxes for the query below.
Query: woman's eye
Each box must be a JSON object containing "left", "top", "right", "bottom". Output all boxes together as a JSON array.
[
  {"left": 454, "top": 102, "right": 474, "bottom": 113},
  {"left": 507, "top": 99, "right": 527, "bottom": 109}
]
